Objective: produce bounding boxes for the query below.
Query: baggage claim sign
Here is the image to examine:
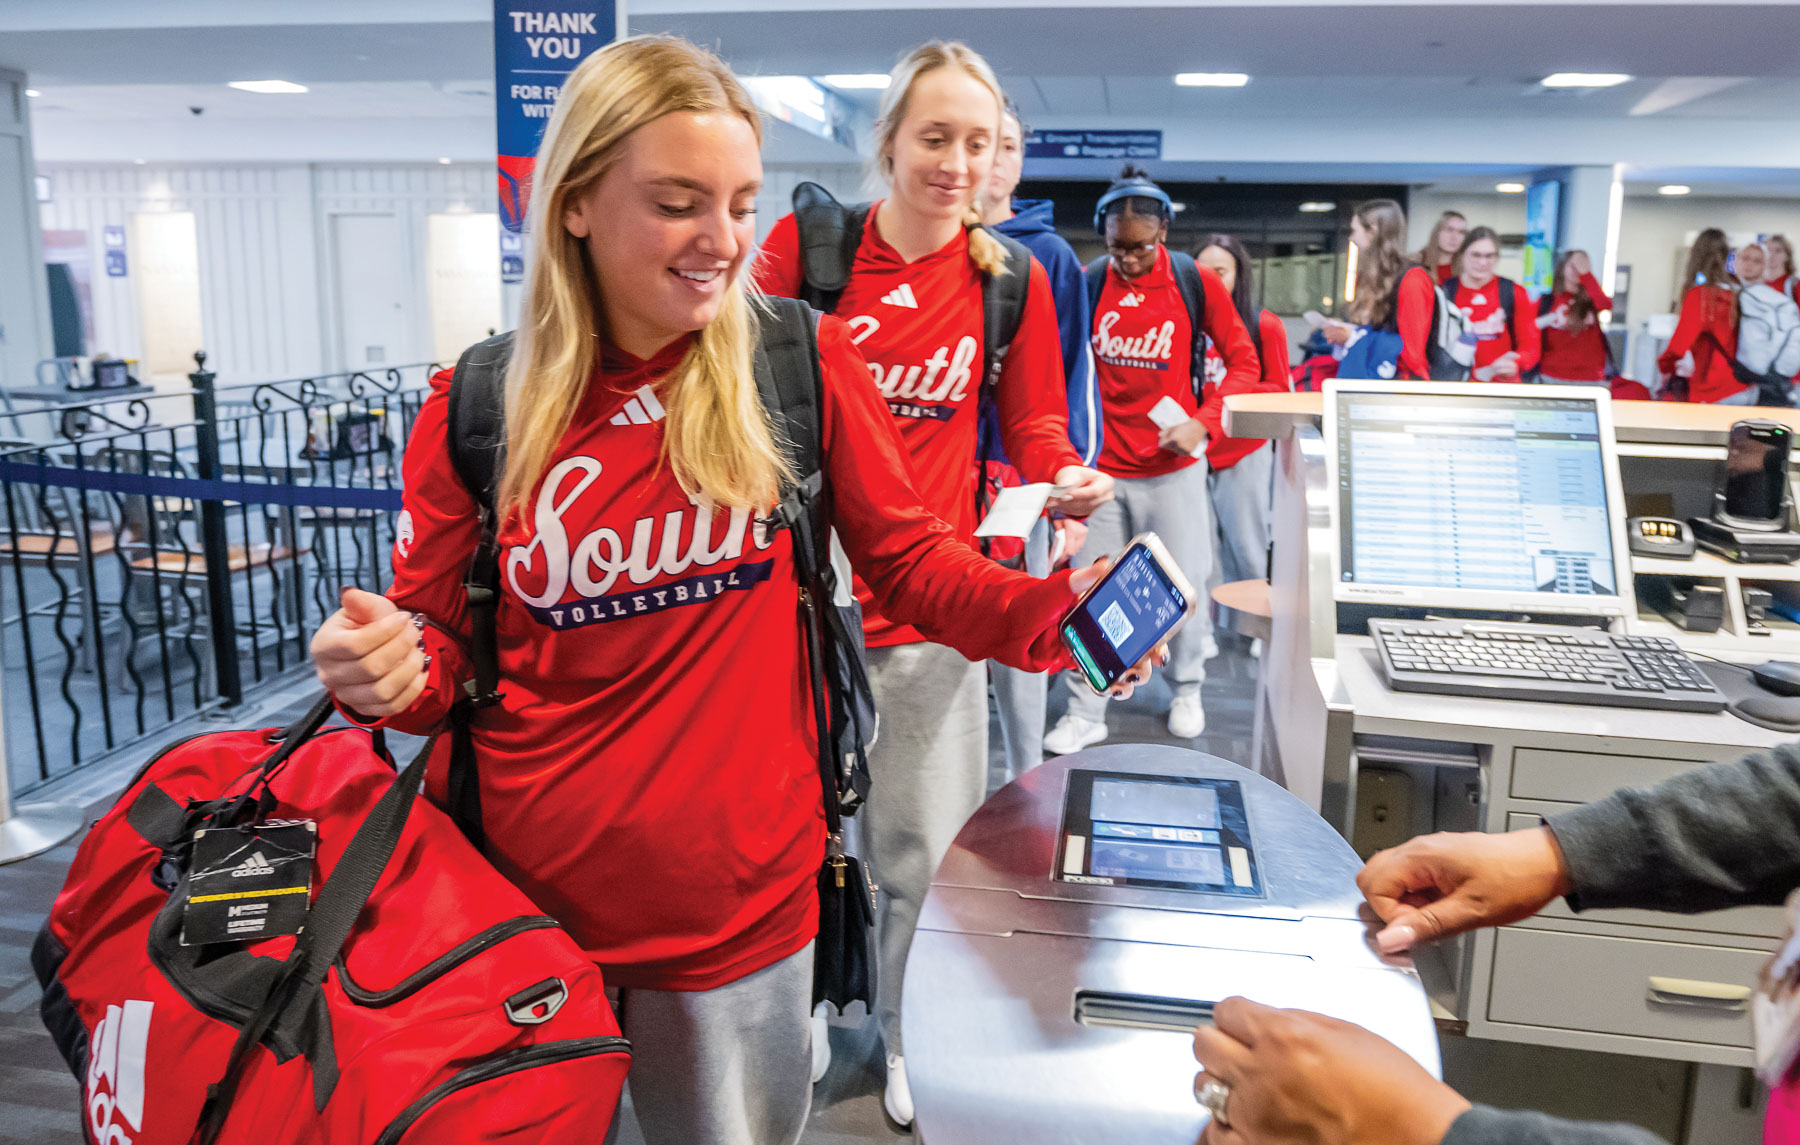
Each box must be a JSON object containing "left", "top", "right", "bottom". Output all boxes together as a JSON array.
[{"left": 495, "top": 2, "right": 618, "bottom": 282}]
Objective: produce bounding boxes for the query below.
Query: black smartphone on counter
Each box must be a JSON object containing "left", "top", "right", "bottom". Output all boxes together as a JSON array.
[{"left": 1722, "top": 419, "right": 1793, "bottom": 527}]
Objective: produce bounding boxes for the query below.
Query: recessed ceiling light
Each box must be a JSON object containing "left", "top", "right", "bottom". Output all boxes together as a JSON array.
[
  {"left": 228, "top": 80, "right": 309, "bottom": 94},
  {"left": 134, "top": 158, "right": 147, "bottom": 165},
  {"left": 1176, "top": 73, "right": 1250, "bottom": 87},
  {"left": 25, "top": 89, "right": 40, "bottom": 98},
  {"left": 1540, "top": 73, "right": 1631, "bottom": 88},
  {"left": 1496, "top": 182, "right": 1527, "bottom": 193},
  {"left": 1659, "top": 184, "right": 1692, "bottom": 196},
  {"left": 818, "top": 74, "right": 890, "bottom": 90},
  {"left": 438, "top": 157, "right": 452, "bottom": 165},
  {"left": 1299, "top": 201, "right": 1336, "bottom": 213}
]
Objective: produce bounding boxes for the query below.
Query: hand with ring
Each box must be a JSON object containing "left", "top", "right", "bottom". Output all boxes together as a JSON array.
[{"left": 1191, "top": 997, "right": 1469, "bottom": 1145}]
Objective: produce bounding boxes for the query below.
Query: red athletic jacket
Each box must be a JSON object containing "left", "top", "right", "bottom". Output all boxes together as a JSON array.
[
  {"left": 1768, "top": 274, "right": 1796, "bottom": 299},
  {"left": 1203, "top": 309, "right": 1291, "bottom": 471},
  {"left": 1393, "top": 266, "right": 1437, "bottom": 381},
  {"left": 1659, "top": 284, "right": 1744, "bottom": 403},
  {"left": 1430, "top": 261, "right": 1455, "bottom": 286},
  {"left": 1450, "top": 277, "right": 1540, "bottom": 379},
  {"left": 1090, "top": 247, "right": 1260, "bottom": 478},
  {"left": 1539, "top": 271, "right": 1614, "bottom": 382},
  {"left": 368, "top": 321, "right": 1075, "bottom": 992},
  {"left": 755, "top": 208, "right": 1081, "bottom": 647}
]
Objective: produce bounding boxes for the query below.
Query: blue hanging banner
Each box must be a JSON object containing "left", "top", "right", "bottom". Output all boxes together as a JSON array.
[
  {"left": 1025, "top": 130, "right": 1162, "bottom": 161},
  {"left": 494, "top": 2, "right": 617, "bottom": 283}
]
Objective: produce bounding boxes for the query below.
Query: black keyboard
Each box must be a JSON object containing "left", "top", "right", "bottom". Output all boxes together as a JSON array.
[{"left": 1370, "top": 619, "right": 1727, "bottom": 713}]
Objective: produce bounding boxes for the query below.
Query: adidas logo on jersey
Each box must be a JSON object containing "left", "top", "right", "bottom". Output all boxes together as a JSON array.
[
  {"left": 608, "top": 385, "right": 667, "bottom": 427},
  {"left": 1116, "top": 293, "right": 1143, "bottom": 307},
  {"left": 880, "top": 283, "right": 919, "bottom": 309},
  {"left": 232, "top": 851, "right": 276, "bottom": 877}
]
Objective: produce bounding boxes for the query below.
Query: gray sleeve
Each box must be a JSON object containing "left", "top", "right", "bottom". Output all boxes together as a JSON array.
[
  {"left": 1441, "top": 1105, "right": 1669, "bottom": 1145},
  {"left": 1545, "top": 741, "right": 1800, "bottom": 914}
]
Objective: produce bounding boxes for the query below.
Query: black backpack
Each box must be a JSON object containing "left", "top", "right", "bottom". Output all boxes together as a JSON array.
[
  {"left": 1084, "top": 250, "right": 1214, "bottom": 399},
  {"left": 438, "top": 298, "right": 877, "bottom": 844}
]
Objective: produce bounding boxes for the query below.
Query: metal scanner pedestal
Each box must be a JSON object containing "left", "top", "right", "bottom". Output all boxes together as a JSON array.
[{"left": 904, "top": 744, "right": 1439, "bottom": 1144}]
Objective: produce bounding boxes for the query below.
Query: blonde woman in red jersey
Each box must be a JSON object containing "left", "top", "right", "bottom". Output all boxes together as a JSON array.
[
  {"left": 1447, "top": 225, "right": 1540, "bottom": 382},
  {"left": 309, "top": 37, "right": 1152, "bottom": 1145},
  {"left": 755, "top": 41, "right": 1113, "bottom": 1126},
  {"left": 1538, "top": 249, "right": 1613, "bottom": 385},
  {"left": 1767, "top": 234, "right": 1798, "bottom": 298},
  {"left": 1414, "top": 209, "right": 1467, "bottom": 286}
]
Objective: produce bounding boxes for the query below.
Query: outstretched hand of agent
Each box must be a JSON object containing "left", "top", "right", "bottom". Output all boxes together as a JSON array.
[
  {"left": 1068, "top": 554, "right": 1169, "bottom": 700},
  {"left": 1192, "top": 997, "right": 1469, "bottom": 1145},
  {"left": 1356, "top": 826, "right": 1573, "bottom": 955},
  {"left": 311, "top": 586, "right": 429, "bottom": 719}
]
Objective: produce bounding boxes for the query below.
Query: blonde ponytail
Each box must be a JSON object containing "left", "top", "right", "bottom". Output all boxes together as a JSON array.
[
  {"left": 963, "top": 204, "right": 1010, "bottom": 277},
  {"left": 874, "top": 41, "right": 1010, "bottom": 279},
  {"left": 495, "top": 35, "right": 791, "bottom": 519}
]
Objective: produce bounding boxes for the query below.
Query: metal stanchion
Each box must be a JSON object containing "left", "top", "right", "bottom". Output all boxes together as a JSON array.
[{"left": 0, "top": 703, "right": 82, "bottom": 865}]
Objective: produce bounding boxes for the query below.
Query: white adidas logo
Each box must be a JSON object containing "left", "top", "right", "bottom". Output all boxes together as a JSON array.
[
  {"left": 231, "top": 851, "right": 275, "bottom": 878},
  {"left": 881, "top": 283, "right": 919, "bottom": 309},
  {"left": 87, "top": 1000, "right": 152, "bottom": 1145},
  {"left": 1117, "top": 293, "right": 1143, "bottom": 308},
  {"left": 608, "top": 385, "right": 667, "bottom": 427}
]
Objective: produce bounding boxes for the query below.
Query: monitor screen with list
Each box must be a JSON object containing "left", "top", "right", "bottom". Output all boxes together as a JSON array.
[{"left": 1330, "top": 385, "right": 1626, "bottom": 612}]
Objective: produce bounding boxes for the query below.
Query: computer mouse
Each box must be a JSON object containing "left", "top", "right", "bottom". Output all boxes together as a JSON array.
[{"left": 1752, "top": 660, "right": 1800, "bottom": 697}]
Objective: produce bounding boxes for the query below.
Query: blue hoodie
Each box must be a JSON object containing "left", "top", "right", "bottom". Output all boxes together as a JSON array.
[{"left": 987, "top": 198, "right": 1102, "bottom": 466}]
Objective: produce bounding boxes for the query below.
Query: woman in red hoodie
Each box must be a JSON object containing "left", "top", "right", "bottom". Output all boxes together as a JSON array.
[
  {"left": 309, "top": 36, "right": 1152, "bottom": 1145},
  {"left": 1326, "top": 199, "right": 1436, "bottom": 381},
  {"left": 1195, "top": 233, "right": 1290, "bottom": 589},
  {"left": 1447, "top": 225, "right": 1540, "bottom": 382},
  {"left": 1413, "top": 209, "right": 1467, "bottom": 286},
  {"left": 1538, "top": 249, "right": 1614, "bottom": 384},
  {"left": 754, "top": 40, "right": 1113, "bottom": 1126},
  {"left": 1659, "top": 228, "right": 1745, "bottom": 403},
  {"left": 1766, "top": 234, "right": 1797, "bottom": 299}
]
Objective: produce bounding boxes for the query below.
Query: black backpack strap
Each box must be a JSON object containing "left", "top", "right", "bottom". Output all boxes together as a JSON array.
[
  {"left": 979, "top": 226, "right": 1033, "bottom": 389},
  {"left": 1495, "top": 276, "right": 1519, "bottom": 344},
  {"left": 792, "top": 182, "right": 869, "bottom": 315},
  {"left": 752, "top": 298, "right": 852, "bottom": 825},
  {"left": 1084, "top": 256, "right": 1108, "bottom": 319},
  {"left": 1168, "top": 250, "right": 1209, "bottom": 399},
  {"left": 443, "top": 332, "right": 513, "bottom": 850}
]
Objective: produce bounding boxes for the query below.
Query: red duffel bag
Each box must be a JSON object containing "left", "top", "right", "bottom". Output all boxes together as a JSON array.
[{"left": 32, "top": 694, "right": 630, "bottom": 1145}]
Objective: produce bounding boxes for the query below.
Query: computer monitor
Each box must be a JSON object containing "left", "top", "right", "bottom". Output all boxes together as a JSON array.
[{"left": 1325, "top": 380, "right": 1633, "bottom": 618}]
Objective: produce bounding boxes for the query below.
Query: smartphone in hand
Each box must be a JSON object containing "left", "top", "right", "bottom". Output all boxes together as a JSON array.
[{"left": 1061, "top": 533, "right": 1198, "bottom": 694}]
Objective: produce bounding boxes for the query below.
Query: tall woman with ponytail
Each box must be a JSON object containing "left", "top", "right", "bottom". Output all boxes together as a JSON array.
[
  {"left": 755, "top": 41, "right": 1113, "bottom": 1127},
  {"left": 310, "top": 36, "right": 1149, "bottom": 1145}
]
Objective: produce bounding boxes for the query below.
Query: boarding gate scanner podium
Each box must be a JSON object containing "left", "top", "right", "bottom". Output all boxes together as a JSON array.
[{"left": 904, "top": 745, "right": 1439, "bottom": 1144}]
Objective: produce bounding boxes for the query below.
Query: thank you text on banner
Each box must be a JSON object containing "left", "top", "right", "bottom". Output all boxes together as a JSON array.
[{"left": 494, "top": 2, "right": 617, "bottom": 283}]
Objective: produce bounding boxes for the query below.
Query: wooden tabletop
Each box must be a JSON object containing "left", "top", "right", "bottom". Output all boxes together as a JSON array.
[
  {"left": 1224, "top": 391, "right": 1800, "bottom": 446},
  {"left": 1210, "top": 578, "right": 1272, "bottom": 640}
]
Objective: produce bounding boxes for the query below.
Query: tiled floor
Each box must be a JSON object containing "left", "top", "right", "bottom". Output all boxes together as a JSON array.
[{"left": 0, "top": 643, "right": 1259, "bottom": 1145}]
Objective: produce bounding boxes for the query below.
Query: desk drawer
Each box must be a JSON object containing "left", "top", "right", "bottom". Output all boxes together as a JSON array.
[
  {"left": 1510, "top": 748, "right": 1719, "bottom": 804},
  {"left": 1489, "top": 927, "right": 1762, "bottom": 1048}
]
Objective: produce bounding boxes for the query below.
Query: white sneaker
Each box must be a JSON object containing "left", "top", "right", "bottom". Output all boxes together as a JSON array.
[
  {"left": 1043, "top": 713, "right": 1108, "bottom": 756},
  {"left": 884, "top": 1053, "right": 914, "bottom": 1127},
  {"left": 1168, "top": 691, "right": 1206, "bottom": 739},
  {"left": 810, "top": 1009, "right": 830, "bottom": 1084}
]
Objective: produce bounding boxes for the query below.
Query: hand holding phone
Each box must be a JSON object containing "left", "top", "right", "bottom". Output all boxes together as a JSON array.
[{"left": 1062, "top": 534, "right": 1196, "bottom": 696}]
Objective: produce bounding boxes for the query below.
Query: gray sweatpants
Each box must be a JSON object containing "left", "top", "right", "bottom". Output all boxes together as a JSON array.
[
  {"left": 1208, "top": 444, "right": 1274, "bottom": 586},
  {"left": 1064, "top": 462, "right": 1214, "bottom": 722},
  {"left": 862, "top": 641, "right": 989, "bottom": 1055},
  {"left": 606, "top": 941, "right": 814, "bottom": 1145},
  {"left": 990, "top": 517, "right": 1053, "bottom": 784}
]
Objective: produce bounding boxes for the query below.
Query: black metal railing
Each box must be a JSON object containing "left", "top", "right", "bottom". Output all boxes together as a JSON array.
[{"left": 0, "top": 353, "right": 438, "bottom": 794}]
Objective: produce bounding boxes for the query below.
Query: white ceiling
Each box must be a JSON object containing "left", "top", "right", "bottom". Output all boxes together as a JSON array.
[{"left": 11, "top": 2, "right": 1800, "bottom": 190}]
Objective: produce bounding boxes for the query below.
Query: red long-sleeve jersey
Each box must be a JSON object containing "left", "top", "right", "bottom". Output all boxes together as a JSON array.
[
  {"left": 1449, "top": 277, "right": 1540, "bottom": 379},
  {"left": 1090, "top": 247, "right": 1261, "bottom": 478},
  {"left": 1659, "top": 284, "right": 1744, "bottom": 403},
  {"left": 370, "top": 319, "right": 1076, "bottom": 992},
  {"left": 1394, "top": 266, "right": 1437, "bottom": 382},
  {"left": 755, "top": 208, "right": 1081, "bottom": 647},
  {"left": 1203, "top": 309, "right": 1291, "bottom": 471},
  {"left": 1539, "top": 271, "right": 1614, "bottom": 382}
]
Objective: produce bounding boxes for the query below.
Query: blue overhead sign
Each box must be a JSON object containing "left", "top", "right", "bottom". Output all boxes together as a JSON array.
[
  {"left": 103, "top": 224, "right": 128, "bottom": 277},
  {"left": 1025, "top": 130, "right": 1162, "bottom": 161}
]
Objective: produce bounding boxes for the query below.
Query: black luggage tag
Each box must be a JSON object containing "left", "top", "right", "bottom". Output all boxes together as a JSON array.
[{"left": 181, "top": 820, "right": 316, "bottom": 946}]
